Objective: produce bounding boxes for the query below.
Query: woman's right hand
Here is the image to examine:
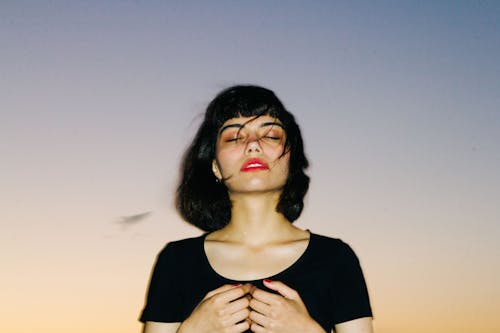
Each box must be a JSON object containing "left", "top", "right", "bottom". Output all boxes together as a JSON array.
[{"left": 177, "top": 284, "right": 253, "bottom": 333}]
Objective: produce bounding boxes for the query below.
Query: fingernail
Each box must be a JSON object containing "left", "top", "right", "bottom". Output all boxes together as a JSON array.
[
  {"left": 263, "top": 279, "right": 272, "bottom": 283},
  {"left": 233, "top": 283, "right": 242, "bottom": 286}
]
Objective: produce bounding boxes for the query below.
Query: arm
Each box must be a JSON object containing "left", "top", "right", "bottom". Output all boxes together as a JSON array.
[
  {"left": 330, "top": 242, "right": 373, "bottom": 332},
  {"left": 143, "top": 322, "right": 180, "bottom": 333},
  {"left": 334, "top": 317, "right": 373, "bottom": 333}
]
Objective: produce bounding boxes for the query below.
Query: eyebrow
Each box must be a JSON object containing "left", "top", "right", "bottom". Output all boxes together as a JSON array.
[{"left": 219, "top": 121, "right": 284, "bottom": 135}]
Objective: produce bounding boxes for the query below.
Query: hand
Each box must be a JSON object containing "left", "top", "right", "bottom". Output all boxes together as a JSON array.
[
  {"left": 248, "top": 280, "right": 325, "bottom": 333},
  {"left": 179, "top": 284, "right": 253, "bottom": 333}
]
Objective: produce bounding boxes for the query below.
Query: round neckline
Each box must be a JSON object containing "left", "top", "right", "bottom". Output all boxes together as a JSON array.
[{"left": 201, "top": 230, "right": 313, "bottom": 282}]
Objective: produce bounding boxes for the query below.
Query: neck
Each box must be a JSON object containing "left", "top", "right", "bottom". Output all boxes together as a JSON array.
[{"left": 216, "top": 191, "right": 299, "bottom": 246}]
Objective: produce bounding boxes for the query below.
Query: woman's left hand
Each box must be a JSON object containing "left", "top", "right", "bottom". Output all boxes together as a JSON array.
[{"left": 248, "top": 279, "right": 326, "bottom": 333}]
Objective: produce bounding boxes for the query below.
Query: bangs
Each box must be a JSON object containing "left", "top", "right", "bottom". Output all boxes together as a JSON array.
[{"left": 207, "top": 85, "right": 285, "bottom": 130}]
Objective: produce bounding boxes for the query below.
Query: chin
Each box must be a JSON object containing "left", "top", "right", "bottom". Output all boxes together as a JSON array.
[{"left": 229, "top": 183, "right": 286, "bottom": 195}]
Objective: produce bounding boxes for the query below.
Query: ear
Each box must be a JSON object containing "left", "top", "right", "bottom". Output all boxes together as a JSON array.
[{"left": 212, "top": 159, "right": 222, "bottom": 181}]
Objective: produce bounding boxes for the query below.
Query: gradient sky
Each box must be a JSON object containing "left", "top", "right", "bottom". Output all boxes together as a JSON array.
[{"left": 1, "top": 1, "right": 499, "bottom": 333}]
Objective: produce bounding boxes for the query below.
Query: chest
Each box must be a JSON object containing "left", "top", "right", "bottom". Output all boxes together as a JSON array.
[{"left": 204, "top": 240, "right": 309, "bottom": 281}]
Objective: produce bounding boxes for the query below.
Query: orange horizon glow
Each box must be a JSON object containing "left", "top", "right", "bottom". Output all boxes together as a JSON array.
[{"left": 2, "top": 1, "right": 499, "bottom": 333}]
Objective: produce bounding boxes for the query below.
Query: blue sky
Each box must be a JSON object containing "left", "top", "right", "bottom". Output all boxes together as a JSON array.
[{"left": 1, "top": 1, "right": 499, "bottom": 332}]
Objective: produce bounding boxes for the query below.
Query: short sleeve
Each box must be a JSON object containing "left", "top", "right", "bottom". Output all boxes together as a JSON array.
[
  {"left": 139, "top": 243, "right": 183, "bottom": 323},
  {"left": 331, "top": 242, "right": 372, "bottom": 324}
]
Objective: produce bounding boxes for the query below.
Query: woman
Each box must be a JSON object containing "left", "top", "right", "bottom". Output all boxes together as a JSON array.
[{"left": 140, "top": 85, "right": 373, "bottom": 333}]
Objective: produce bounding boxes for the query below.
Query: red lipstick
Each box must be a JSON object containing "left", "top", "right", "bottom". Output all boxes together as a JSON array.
[{"left": 240, "top": 158, "right": 269, "bottom": 172}]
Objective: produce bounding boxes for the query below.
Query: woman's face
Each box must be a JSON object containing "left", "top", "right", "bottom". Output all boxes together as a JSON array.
[{"left": 212, "top": 115, "right": 290, "bottom": 195}]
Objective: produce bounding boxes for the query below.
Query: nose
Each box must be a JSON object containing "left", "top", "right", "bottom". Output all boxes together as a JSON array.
[{"left": 245, "top": 134, "right": 262, "bottom": 153}]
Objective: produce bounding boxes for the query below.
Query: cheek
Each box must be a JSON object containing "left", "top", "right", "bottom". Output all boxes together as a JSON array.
[
  {"left": 215, "top": 147, "right": 240, "bottom": 169},
  {"left": 275, "top": 153, "right": 290, "bottom": 175}
]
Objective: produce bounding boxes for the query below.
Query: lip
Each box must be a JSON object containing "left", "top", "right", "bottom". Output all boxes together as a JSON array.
[{"left": 240, "top": 158, "right": 269, "bottom": 172}]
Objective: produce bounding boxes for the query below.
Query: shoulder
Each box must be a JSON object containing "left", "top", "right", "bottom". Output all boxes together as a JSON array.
[
  {"left": 156, "top": 234, "right": 206, "bottom": 262},
  {"left": 310, "top": 232, "right": 355, "bottom": 253},
  {"left": 309, "top": 232, "right": 361, "bottom": 263}
]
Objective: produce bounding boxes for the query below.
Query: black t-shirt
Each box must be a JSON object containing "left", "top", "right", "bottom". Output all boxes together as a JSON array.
[{"left": 140, "top": 232, "right": 372, "bottom": 332}]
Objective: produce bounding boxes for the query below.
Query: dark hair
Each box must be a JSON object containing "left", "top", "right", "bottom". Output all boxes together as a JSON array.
[{"left": 176, "top": 85, "right": 309, "bottom": 231}]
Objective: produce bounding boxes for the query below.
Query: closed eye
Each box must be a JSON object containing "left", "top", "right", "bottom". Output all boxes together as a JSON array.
[{"left": 226, "top": 137, "right": 243, "bottom": 142}]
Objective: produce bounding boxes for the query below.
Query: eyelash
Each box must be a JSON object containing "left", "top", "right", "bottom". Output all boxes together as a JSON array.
[{"left": 225, "top": 135, "right": 280, "bottom": 143}]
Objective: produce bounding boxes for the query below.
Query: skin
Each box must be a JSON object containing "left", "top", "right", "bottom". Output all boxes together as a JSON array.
[
  {"left": 143, "top": 115, "right": 374, "bottom": 333},
  {"left": 212, "top": 115, "right": 290, "bottom": 195}
]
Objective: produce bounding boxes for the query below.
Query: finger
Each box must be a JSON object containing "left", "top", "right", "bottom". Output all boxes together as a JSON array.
[
  {"left": 231, "top": 320, "right": 251, "bottom": 333},
  {"left": 263, "top": 279, "right": 298, "bottom": 299},
  {"left": 215, "top": 284, "right": 252, "bottom": 303},
  {"left": 242, "top": 283, "right": 254, "bottom": 294},
  {"left": 249, "top": 297, "right": 271, "bottom": 315},
  {"left": 227, "top": 307, "right": 250, "bottom": 326},
  {"left": 250, "top": 322, "right": 266, "bottom": 333},
  {"left": 204, "top": 284, "right": 240, "bottom": 300},
  {"left": 232, "top": 283, "right": 253, "bottom": 295},
  {"left": 225, "top": 295, "right": 250, "bottom": 314},
  {"left": 251, "top": 287, "right": 282, "bottom": 305},
  {"left": 249, "top": 310, "right": 269, "bottom": 328}
]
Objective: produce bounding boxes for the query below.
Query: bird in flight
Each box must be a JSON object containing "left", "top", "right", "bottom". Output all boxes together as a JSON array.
[{"left": 116, "top": 211, "right": 152, "bottom": 227}]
